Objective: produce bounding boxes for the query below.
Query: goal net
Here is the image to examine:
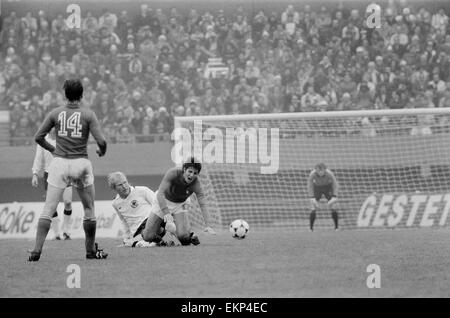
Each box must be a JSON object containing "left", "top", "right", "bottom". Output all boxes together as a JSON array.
[{"left": 173, "top": 108, "right": 450, "bottom": 231}]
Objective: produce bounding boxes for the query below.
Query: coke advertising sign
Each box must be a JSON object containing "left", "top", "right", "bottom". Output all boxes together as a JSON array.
[{"left": 0, "top": 201, "right": 123, "bottom": 238}]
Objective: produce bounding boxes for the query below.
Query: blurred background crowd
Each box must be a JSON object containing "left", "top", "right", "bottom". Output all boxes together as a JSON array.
[{"left": 1, "top": 0, "right": 450, "bottom": 145}]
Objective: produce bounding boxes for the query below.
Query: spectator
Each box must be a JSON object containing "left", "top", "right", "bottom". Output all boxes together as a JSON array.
[
  {"left": 411, "top": 115, "right": 434, "bottom": 136},
  {"left": 338, "top": 72, "right": 357, "bottom": 98},
  {"left": 337, "top": 92, "right": 355, "bottom": 111},
  {"left": 12, "top": 116, "right": 34, "bottom": 146},
  {"left": 116, "top": 125, "right": 136, "bottom": 143},
  {"left": 301, "top": 85, "right": 322, "bottom": 112},
  {"left": 360, "top": 117, "right": 377, "bottom": 137},
  {"left": 431, "top": 8, "right": 449, "bottom": 34},
  {"left": 3, "top": 3, "right": 450, "bottom": 143}
]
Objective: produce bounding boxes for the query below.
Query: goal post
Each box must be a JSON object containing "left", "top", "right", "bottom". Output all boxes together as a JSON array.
[{"left": 173, "top": 108, "right": 450, "bottom": 231}]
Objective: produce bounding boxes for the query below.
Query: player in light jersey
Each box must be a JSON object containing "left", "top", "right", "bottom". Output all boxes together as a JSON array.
[
  {"left": 32, "top": 129, "right": 73, "bottom": 240},
  {"left": 307, "top": 162, "right": 339, "bottom": 231},
  {"left": 141, "top": 156, "right": 216, "bottom": 246},
  {"left": 29, "top": 79, "right": 108, "bottom": 261},
  {"left": 108, "top": 171, "right": 178, "bottom": 247}
]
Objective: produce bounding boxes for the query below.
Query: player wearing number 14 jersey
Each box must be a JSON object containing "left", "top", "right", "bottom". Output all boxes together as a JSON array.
[{"left": 29, "top": 79, "right": 108, "bottom": 261}]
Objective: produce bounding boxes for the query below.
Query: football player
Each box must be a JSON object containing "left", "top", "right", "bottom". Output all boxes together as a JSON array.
[
  {"left": 29, "top": 79, "right": 108, "bottom": 261},
  {"left": 141, "top": 156, "right": 216, "bottom": 246},
  {"left": 307, "top": 162, "right": 339, "bottom": 231},
  {"left": 108, "top": 171, "right": 178, "bottom": 247}
]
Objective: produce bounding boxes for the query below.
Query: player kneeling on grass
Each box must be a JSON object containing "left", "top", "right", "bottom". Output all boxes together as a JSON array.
[
  {"left": 108, "top": 172, "right": 179, "bottom": 247},
  {"left": 307, "top": 163, "right": 339, "bottom": 231},
  {"left": 141, "top": 156, "right": 216, "bottom": 246}
]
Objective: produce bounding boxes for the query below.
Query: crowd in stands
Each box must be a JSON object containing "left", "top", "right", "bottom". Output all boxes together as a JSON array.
[{"left": 1, "top": 1, "right": 450, "bottom": 145}]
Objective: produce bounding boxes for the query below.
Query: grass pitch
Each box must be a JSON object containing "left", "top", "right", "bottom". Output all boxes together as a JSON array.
[{"left": 1, "top": 228, "right": 450, "bottom": 298}]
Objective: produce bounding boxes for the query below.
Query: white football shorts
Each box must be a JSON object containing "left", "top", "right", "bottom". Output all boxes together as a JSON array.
[
  {"left": 47, "top": 157, "right": 94, "bottom": 189},
  {"left": 150, "top": 191, "right": 192, "bottom": 219}
]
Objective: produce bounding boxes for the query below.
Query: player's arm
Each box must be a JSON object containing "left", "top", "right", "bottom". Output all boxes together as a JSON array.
[
  {"left": 144, "top": 186, "right": 176, "bottom": 232},
  {"left": 307, "top": 171, "right": 315, "bottom": 199},
  {"left": 34, "top": 113, "right": 56, "bottom": 153},
  {"left": 31, "top": 145, "right": 44, "bottom": 187},
  {"left": 307, "top": 171, "right": 319, "bottom": 208},
  {"left": 328, "top": 170, "right": 339, "bottom": 205},
  {"left": 112, "top": 203, "right": 132, "bottom": 239},
  {"left": 88, "top": 111, "right": 107, "bottom": 156},
  {"left": 156, "top": 169, "right": 178, "bottom": 216},
  {"left": 31, "top": 145, "right": 44, "bottom": 175},
  {"left": 192, "top": 180, "right": 216, "bottom": 234}
]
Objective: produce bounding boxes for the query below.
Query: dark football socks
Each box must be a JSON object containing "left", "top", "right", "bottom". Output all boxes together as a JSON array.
[
  {"left": 32, "top": 218, "right": 51, "bottom": 253},
  {"left": 309, "top": 210, "right": 316, "bottom": 230},
  {"left": 83, "top": 220, "right": 97, "bottom": 254},
  {"left": 331, "top": 210, "right": 339, "bottom": 229}
]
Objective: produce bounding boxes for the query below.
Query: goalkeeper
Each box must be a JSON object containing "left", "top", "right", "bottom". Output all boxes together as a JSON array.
[
  {"left": 108, "top": 171, "right": 179, "bottom": 247},
  {"left": 307, "top": 163, "right": 339, "bottom": 231}
]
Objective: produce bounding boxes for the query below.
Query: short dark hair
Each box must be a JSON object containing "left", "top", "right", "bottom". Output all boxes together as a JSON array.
[
  {"left": 315, "top": 162, "right": 327, "bottom": 170},
  {"left": 183, "top": 156, "right": 202, "bottom": 173},
  {"left": 63, "top": 79, "right": 83, "bottom": 102}
]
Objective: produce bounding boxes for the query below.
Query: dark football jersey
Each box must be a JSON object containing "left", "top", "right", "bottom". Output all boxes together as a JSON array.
[
  {"left": 161, "top": 168, "right": 203, "bottom": 203},
  {"left": 307, "top": 169, "right": 338, "bottom": 198},
  {"left": 34, "top": 104, "right": 105, "bottom": 159}
]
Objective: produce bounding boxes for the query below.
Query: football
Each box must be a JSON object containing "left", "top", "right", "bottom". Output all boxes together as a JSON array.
[{"left": 229, "top": 219, "right": 249, "bottom": 239}]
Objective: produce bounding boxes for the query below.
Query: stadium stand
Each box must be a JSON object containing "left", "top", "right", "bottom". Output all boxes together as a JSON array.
[{"left": 0, "top": 1, "right": 450, "bottom": 145}]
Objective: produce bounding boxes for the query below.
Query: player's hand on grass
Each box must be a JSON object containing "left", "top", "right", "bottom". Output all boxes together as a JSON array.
[
  {"left": 122, "top": 237, "right": 134, "bottom": 247},
  {"left": 204, "top": 226, "right": 216, "bottom": 235},
  {"left": 31, "top": 175, "right": 39, "bottom": 187}
]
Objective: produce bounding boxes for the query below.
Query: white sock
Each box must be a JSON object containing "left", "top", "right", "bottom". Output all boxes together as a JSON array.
[
  {"left": 135, "top": 241, "right": 157, "bottom": 248},
  {"left": 51, "top": 217, "right": 60, "bottom": 237},
  {"left": 62, "top": 214, "right": 72, "bottom": 234}
]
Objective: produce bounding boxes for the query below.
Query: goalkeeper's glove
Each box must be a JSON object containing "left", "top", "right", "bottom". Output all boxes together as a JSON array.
[
  {"left": 328, "top": 196, "right": 338, "bottom": 205},
  {"left": 310, "top": 198, "right": 319, "bottom": 208},
  {"left": 204, "top": 226, "right": 216, "bottom": 235}
]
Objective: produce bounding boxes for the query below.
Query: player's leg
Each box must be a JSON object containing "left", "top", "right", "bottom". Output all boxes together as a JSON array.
[
  {"left": 76, "top": 184, "right": 102, "bottom": 257},
  {"left": 74, "top": 158, "right": 107, "bottom": 259},
  {"left": 29, "top": 184, "right": 65, "bottom": 260},
  {"left": 327, "top": 195, "right": 339, "bottom": 230},
  {"left": 29, "top": 160, "right": 67, "bottom": 261},
  {"left": 173, "top": 211, "right": 199, "bottom": 245},
  {"left": 309, "top": 193, "right": 321, "bottom": 231},
  {"left": 44, "top": 171, "right": 61, "bottom": 240},
  {"left": 51, "top": 211, "right": 61, "bottom": 240},
  {"left": 62, "top": 186, "right": 73, "bottom": 240},
  {"left": 141, "top": 212, "right": 164, "bottom": 243}
]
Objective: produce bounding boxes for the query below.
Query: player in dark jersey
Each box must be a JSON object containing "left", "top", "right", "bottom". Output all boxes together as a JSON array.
[
  {"left": 141, "top": 156, "right": 216, "bottom": 246},
  {"left": 28, "top": 79, "right": 108, "bottom": 261},
  {"left": 307, "top": 163, "right": 339, "bottom": 231}
]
